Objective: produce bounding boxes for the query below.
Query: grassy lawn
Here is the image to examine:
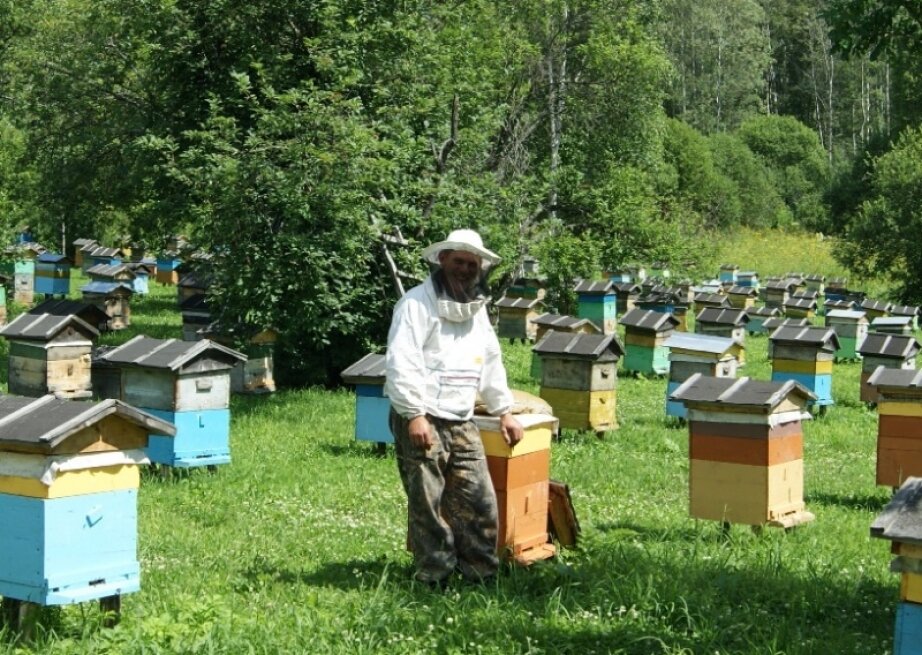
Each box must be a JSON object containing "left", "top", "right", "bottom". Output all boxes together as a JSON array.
[{"left": 0, "top": 242, "right": 910, "bottom": 654}]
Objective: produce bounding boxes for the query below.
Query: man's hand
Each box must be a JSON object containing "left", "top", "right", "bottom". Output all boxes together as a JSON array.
[
  {"left": 408, "top": 415, "right": 434, "bottom": 449},
  {"left": 500, "top": 413, "right": 524, "bottom": 446}
]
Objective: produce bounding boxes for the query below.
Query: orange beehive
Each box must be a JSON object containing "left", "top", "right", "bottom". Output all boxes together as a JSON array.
[{"left": 869, "top": 368, "right": 922, "bottom": 488}]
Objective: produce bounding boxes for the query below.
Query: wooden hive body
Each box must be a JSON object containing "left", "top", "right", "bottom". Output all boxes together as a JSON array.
[
  {"left": 620, "top": 309, "right": 679, "bottom": 376},
  {"left": 0, "top": 395, "right": 173, "bottom": 606},
  {"left": 574, "top": 281, "right": 617, "bottom": 335},
  {"left": 670, "top": 374, "right": 815, "bottom": 527},
  {"left": 100, "top": 336, "right": 244, "bottom": 468},
  {"left": 824, "top": 310, "right": 868, "bottom": 360},
  {"left": 769, "top": 326, "right": 839, "bottom": 407},
  {"left": 869, "top": 370, "right": 922, "bottom": 487},
  {"left": 0, "top": 313, "right": 100, "bottom": 400},
  {"left": 496, "top": 297, "right": 544, "bottom": 341},
  {"left": 859, "top": 335, "right": 921, "bottom": 403},
  {"left": 664, "top": 334, "right": 741, "bottom": 419},
  {"left": 341, "top": 353, "right": 393, "bottom": 445},
  {"left": 34, "top": 254, "right": 71, "bottom": 296},
  {"left": 155, "top": 252, "right": 182, "bottom": 285},
  {"left": 534, "top": 331, "right": 623, "bottom": 432},
  {"left": 475, "top": 413, "right": 557, "bottom": 564}
]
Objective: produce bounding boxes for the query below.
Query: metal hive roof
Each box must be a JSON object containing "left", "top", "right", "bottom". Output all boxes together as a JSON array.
[
  {"left": 530, "top": 314, "right": 597, "bottom": 331},
  {"left": 36, "top": 253, "right": 69, "bottom": 264},
  {"left": 573, "top": 279, "right": 615, "bottom": 294},
  {"left": 341, "top": 353, "right": 387, "bottom": 384},
  {"left": 867, "top": 366, "right": 922, "bottom": 389},
  {"left": 29, "top": 299, "right": 108, "bottom": 325},
  {"left": 727, "top": 286, "right": 757, "bottom": 296},
  {"left": 861, "top": 298, "right": 892, "bottom": 312},
  {"left": 694, "top": 293, "right": 731, "bottom": 306},
  {"left": 495, "top": 296, "right": 543, "bottom": 310},
  {"left": 871, "top": 477, "right": 922, "bottom": 544},
  {"left": 825, "top": 309, "right": 867, "bottom": 321},
  {"left": 100, "top": 335, "right": 245, "bottom": 370},
  {"left": 871, "top": 316, "right": 913, "bottom": 327},
  {"left": 858, "top": 333, "right": 921, "bottom": 358},
  {"left": 768, "top": 325, "right": 839, "bottom": 350},
  {"left": 783, "top": 297, "right": 818, "bottom": 310},
  {"left": 892, "top": 305, "right": 920, "bottom": 317},
  {"left": 533, "top": 330, "right": 624, "bottom": 360},
  {"left": 81, "top": 281, "right": 133, "bottom": 295},
  {"left": 663, "top": 333, "right": 741, "bottom": 355},
  {"left": 613, "top": 282, "right": 641, "bottom": 294},
  {"left": 0, "top": 395, "right": 174, "bottom": 451},
  {"left": 762, "top": 317, "right": 810, "bottom": 331},
  {"left": 746, "top": 306, "right": 782, "bottom": 318},
  {"left": 669, "top": 373, "right": 815, "bottom": 408}
]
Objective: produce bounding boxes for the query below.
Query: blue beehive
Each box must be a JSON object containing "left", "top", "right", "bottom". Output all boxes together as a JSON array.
[
  {"left": 98, "top": 336, "right": 246, "bottom": 468},
  {"left": 341, "top": 353, "right": 393, "bottom": 445},
  {"left": 573, "top": 280, "right": 617, "bottom": 334},
  {"left": 0, "top": 394, "right": 174, "bottom": 616},
  {"left": 34, "top": 253, "right": 71, "bottom": 296},
  {"left": 126, "top": 260, "right": 156, "bottom": 295},
  {"left": 718, "top": 264, "right": 739, "bottom": 285},
  {"left": 769, "top": 325, "right": 839, "bottom": 409}
]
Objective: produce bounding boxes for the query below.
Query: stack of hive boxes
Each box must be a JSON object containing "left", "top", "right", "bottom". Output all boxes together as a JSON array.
[
  {"left": 0, "top": 395, "right": 174, "bottom": 624},
  {"left": 528, "top": 314, "right": 600, "bottom": 380},
  {"left": 619, "top": 308, "right": 679, "bottom": 376},
  {"left": 534, "top": 331, "right": 623, "bottom": 434},
  {"left": 670, "top": 374, "right": 816, "bottom": 528},
  {"left": 872, "top": 316, "right": 915, "bottom": 336},
  {"left": 341, "top": 353, "right": 393, "bottom": 447},
  {"left": 663, "top": 333, "right": 742, "bottom": 420},
  {"left": 573, "top": 280, "right": 617, "bottom": 334},
  {"left": 474, "top": 413, "right": 558, "bottom": 564},
  {"left": 769, "top": 325, "right": 839, "bottom": 410},
  {"left": 871, "top": 478, "right": 922, "bottom": 655},
  {"left": 745, "top": 306, "right": 782, "bottom": 335},
  {"left": 869, "top": 368, "right": 922, "bottom": 488},
  {"left": 858, "top": 334, "right": 920, "bottom": 403},
  {"left": 495, "top": 296, "right": 545, "bottom": 343},
  {"left": 824, "top": 309, "right": 869, "bottom": 361}
]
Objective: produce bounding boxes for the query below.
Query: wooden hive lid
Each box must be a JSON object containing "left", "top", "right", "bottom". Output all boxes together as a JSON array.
[
  {"left": 73, "top": 237, "right": 97, "bottom": 248},
  {"left": 824, "top": 309, "right": 866, "bottom": 321},
  {"left": 533, "top": 330, "right": 624, "bottom": 361},
  {"left": 871, "top": 477, "right": 922, "bottom": 545},
  {"left": 341, "top": 353, "right": 387, "bottom": 385},
  {"left": 868, "top": 366, "right": 922, "bottom": 391},
  {"left": 669, "top": 373, "right": 816, "bottom": 411},
  {"left": 695, "top": 307, "right": 750, "bottom": 326},
  {"left": 858, "top": 333, "right": 921, "bottom": 359},
  {"left": 727, "top": 285, "right": 758, "bottom": 297},
  {"left": 861, "top": 298, "right": 892, "bottom": 312},
  {"left": 892, "top": 305, "right": 920, "bottom": 317},
  {"left": 0, "top": 394, "right": 175, "bottom": 454},
  {"left": 101, "top": 334, "right": 246, "bottom": 372},
  {"left": 768, "top": 325, "right": 839, "bottom": 351},
  {"left": 783, "top": 297, "right": 818, "bottom": 310},
  {"left": 745, "top": 306, "right": 782, "bottom": 318},
  {"left": 694, "top": 292, "right": 730, "bottom": 305},
  {"left": 0, "top": 311, "right": 99, "bottom": 342},
  {"left": 87, "top": 245, "right": 121, "bottom": 258},
  {"left": 619, "top": 308, "right": 680, "bottom": 333},
  {"left": 791, "top": 289, "right": 820, "bottom": 300},
  {"left": 824, "top": 299, "right": 857, "bottom": 311},
  {"left": 530, "top": 314, "right": 599, "bottom": 333}
]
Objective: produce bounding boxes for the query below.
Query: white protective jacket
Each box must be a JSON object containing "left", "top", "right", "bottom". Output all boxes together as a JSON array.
[{"left": 385, "top": 276, "right": 514, "bottom": 421}]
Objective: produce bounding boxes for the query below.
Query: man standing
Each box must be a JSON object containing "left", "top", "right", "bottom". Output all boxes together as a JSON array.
[{"left": 385, "top": 228, "right": 524, "bottom": 585}]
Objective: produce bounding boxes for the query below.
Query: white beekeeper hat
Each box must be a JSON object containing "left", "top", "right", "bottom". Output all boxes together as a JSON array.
[{"left": 421, "top": 229, "right": 501, "bottom": 268}]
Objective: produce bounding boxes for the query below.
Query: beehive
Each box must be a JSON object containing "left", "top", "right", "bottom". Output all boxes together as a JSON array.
[
  {"left": 870, "top": 478, "right": 922, "bottom": 655},
  {"left": 474, "top": 413, "right": 558, "bottom": 564},
  {"left": 612, "top": 282, "right": 641, "bottom": 316},
  {"left": 663, "top": 333, "right": 742, "bottom": 419},
  {"left": 573, "top": 280, "right": 617, "bottom": 334},
  {"left": 862, "top": 298, "right": 893, "bottom": 321},
  {"left": 34, "top": 253, "right": 71, "bottom": 297},
  {"left": 636, "top": 290, "right": 688, "bottom": 331},
  {"left": 180, "top": 294, "right": 210, "bottom": 341},
  {"left": 825, "top": 277, "right": 849, "bottom": 301},
  {"left": 718, "top": 264, "right": 739, "bottom": 285},
  {"left": 619, "top": 309, "right": 679, "bottom": 376},
  {"left": 155, "top": 250, "right": 182, "bottom": 285},
  {"left": 892, "top": 306, "right": 921, "bottom": 331},
  {"left": 495, "top": 296, "right": 544, "bottom": 342},
  {"left": 70, "top": 239, "right": 97, "bottom": 268},
  {"left": 694, "top": 307, "right": 749, "bottom": 363},
  {"left": 125, "top": 260, "right": 156, "bottom": 295},
  {"left": 869, "top": 368, "right": 922, "bottom": 488},
  {"left": 763, "top": 280, "right": 797, "bottom": 309},
  {"left": 824, "top": 309, "right": 868, "bottom": 361},
  {"left": 783, "top": 297, "right": 818, "bottom": 321},
  {"left": 693, "top": 292, "right": 731, "bottom": 314},
  {"left": 341, "top": 353, "right": 394, "bottom": 446},
  {"left": 528, "top": 314, "right": 600, "bottom": 380},
  {"left": 201, "top": 323, "right": 278, "bottom": 395},
  {"left": 745, "top": 306, "right": 782, "bottom": 335},
  {"left": 97, "top": 336, "right": 245, "bottom": 468},
  {"left": 858, "top": 334, "right": 921, "bottom": 403},
  {"left": 804, "top": 274, "right": 826, "bottom": 295},
  {"left": 872, "top": 316, "right": 915, "bottom": 336},
  {"left": 0, "top": 395, "right": 174, "bottom": 612},
  {"left": 0, "top": 311, "right": 99, "bottom": 399},
  {"left": 534, "top": 330, "right": 624, "bottom": 433},
  {"left": 670, "top": 374, "right": 816, "bottom": 528},
  {"left": 81, "top": 264, "right": 136, "bottom": 331},
  {"left": 737, "top": 271, "right": 760, "bottom": 289},
  {"left": 768, "top": 325, "right": 839, "bottom": 410},
  {"left": 726, "top": 286, "right": 758, "bottom": 310}
]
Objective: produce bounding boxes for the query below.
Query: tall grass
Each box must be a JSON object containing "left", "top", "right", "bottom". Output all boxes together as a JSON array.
[{"left": 0, "top": 256, "right": 908, "bottom": 654}]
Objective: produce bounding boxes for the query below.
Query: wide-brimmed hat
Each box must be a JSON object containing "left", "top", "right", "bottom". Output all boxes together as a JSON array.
[{"left": 421, "top": 229, "right": 501, "bottom": 267}]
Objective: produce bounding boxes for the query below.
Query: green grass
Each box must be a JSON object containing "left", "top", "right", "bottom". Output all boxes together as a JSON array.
[{"left": 0, "top": 267, "right": 910, "bottom": 654}]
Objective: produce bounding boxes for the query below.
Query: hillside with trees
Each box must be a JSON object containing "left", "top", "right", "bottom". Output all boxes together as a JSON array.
[{"left": 0, "top": 0, "right": 917, "bottom": 383}]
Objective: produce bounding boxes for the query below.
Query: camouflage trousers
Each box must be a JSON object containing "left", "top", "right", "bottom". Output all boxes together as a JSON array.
[{"left": 389, "top": 410, "right": 499, "bottom": 583}]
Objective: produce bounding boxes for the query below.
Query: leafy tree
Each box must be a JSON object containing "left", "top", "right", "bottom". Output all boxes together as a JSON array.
[{"left": 836, "top": 126, "right": 922, "bottom": 303}]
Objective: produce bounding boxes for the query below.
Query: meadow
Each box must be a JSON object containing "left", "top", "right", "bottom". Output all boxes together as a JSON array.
[{"left": 0, "top": 230, "right": 908, "bottom": 654}]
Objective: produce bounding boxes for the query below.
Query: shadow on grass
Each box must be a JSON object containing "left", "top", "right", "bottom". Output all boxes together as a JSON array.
[
  {"left": 807, "top": 489, "right": 892, "bottom": 512},
  {"left": 233, "top": 556, "right": 407, "bottom": 593},
  {"left": 321, "top": 442, "right": 393, "bottom": 459}
]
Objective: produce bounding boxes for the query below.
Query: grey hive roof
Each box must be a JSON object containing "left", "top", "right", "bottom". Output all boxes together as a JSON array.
[
  {"left": 87, "top": 246, "right": 121, "bottom": 259},
  {"left": 824, "top": 299, "right": 857, "bottom": 311},
  {"left": 892, "top": 305, "right": 921, "bottom": 317},
  {"left": 29, "top": 299, "right": 109, "bottom": 325},
  {"left": 101, "top": 335, "right": 245, "bottom": 370},
  {"left": 664, "top": 333, "right": 740, "bottom": 355},
  {"left": 37, "top": 253, "right": 69, "bottom": 265},
  {"left": 613, "top": 282, "right": 641, "bottom": 294},
  {"left": 719, "top": 263, "right": 739, "bottom": 270},
  {"left": 638, "top": 291, "right": 686, "bottom": 306},
  {"left": 791, "top": 290, "right": 819, "bottom": 300},
  {"left": 825, "top": 309, "right": 867, "bottom": 321},
  {"left": 573, "top": 280, "right": 615, "bottom": 295},
  {"left": 533, "top": 330, "right": 624, "bottom": 361},
  {"left": 765, "top": 280, "right": 797, "bottom": 291},
  {"left": 805, "top": 274, "right": 826, "bottom": 282},
  {"left": 495, "top": 296, "right": 543, "bottom": 310},
  {"left": 669, "top": 373, "right": 816, "bottom": 407},
  {"left": 178, "top": 270, "right": 212, "bottom": 289},
  {"left": 0, "top": 311, "right": 99, "bottom": 341},
  {"left": 871, "top": 477, "right": 922, "bottom": 545},
  {"left": 0, "top": 394, "right": 174, "bottom": 452},
  {"left": 73, "top": 238, "right": 97, "bottom": 248},
  {"left": 620, "top": 308, "right": 680, "bottom": 332},
  {"left": 746, "top": 306, "right": 782, "bottom": 318},
  {"left": 87, "top": 263, "right": 133, "bottom": 279},
  {"left": 871, "top": 316, "right": 913, "bottom": 328},
  {"left": 858, "top": 333, "right": 921, "bottom": 358},
  {"left": 530, "top": 314, "right": 598, "bottom": 332},
  {"left": 696, "top": 307, "right": 749, "bottom": 326},
  {"left": 769, "top": 325, "right": 839, "bottom": 350},
  {"left": 861, "top": 298, "right": 892, "bottom": 312},
  {"left": 727, "top": 286, "right": 757, "bottom": 297},
  {"left": 341, "top": 353, "right": 387, "bottom": 384},
  {"left": 867, "top": 367, "right": 922, "bottom": 389},
  {"left": 762, "top": 317, "right": 810, "bottom": 331},
  {"left": 694, "top": 293, "right": 731, "bottom": 307},
  {"left": 783, "top": 297, "right": 818, "bottom": 310}
]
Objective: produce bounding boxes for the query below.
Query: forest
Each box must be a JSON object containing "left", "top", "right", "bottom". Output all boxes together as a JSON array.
[{"left": 0, "top": 0, "right": 919, "bottom": 383}]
